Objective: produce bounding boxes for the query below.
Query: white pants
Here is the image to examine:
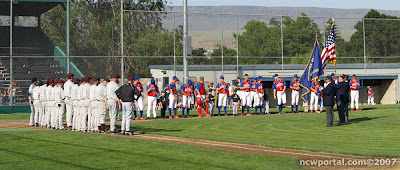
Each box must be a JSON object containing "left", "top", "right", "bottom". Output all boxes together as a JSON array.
[
  {"left": 264, "top": 101, "right": 269, "bottom": 113},
  {"left": 92, "top": 101, "right": 106, "bottom": 126},
  {"left": 254, "top": 93, "right": 263, "bottom": 107},
  {"left": 218, "top": 93, "right": 227, "bottom": 106},
  {"left": 147, "top": 96, "right": 157, "bottom": 118},
  {"left": 51, "top": 102, "right": 58, "bottom": 128},
  {"left": 121, "top": 102, "right": 133, "bottom": 132},
  {"left": 107, "top": 99, "right": 118, "bottom": 132},
  {"left": 88, "top": 101, "right": 97, "bottom": 131},
  {"left": 72, "top": 101, "right": 80, "bottom": 130},
  {"left": 350, "top": 90, "right": 359, "bottom": 109},
  {"left": 291, "top": 91, "right": 299, "bottom": 105},
  {"left": 232, "top": 102, "right": 238, "bottom": 115},
  {"left": 368, "top": 96, "right": 375, "bottom": 105},
  {"left": 277, "top": 91, "right": 286, "bottom": 105},
  {"left": 182, "top": 95, "right": 192, "bottom": 108},
  {"left": 65, "top": 100, "right": 73, "bottom": 127},
  {"left": 41, "top": 102, "right": 47, "bottom": 126},
  {"left": 208, "top": 101, "right": 214, "bottom": 115},
  {"left": 241, "top": 91, "right": 251, "bottom": 106},
  {"left": 33, "top": 100, "right": 42, "bottom": 125},
  {"left": 46, "top": 101, "right": 53, "bottom": 128},
  {"left": 134, "top": 96, "right": 143, "bottom": 111},
  {"left": 55, "top": 102, "right": 65, "bottom": 129},
  {"left": 310, "top": 93, "right": 319, "bottom": 111},
  {"left": 29, "top": 101, "right": 35, "bottom": 125},
  {"left": 169, "top": 94, "right": 177, "bottom": 109},
  {"left": 79, "top": 99, "right": 91, "bottom": 131},
  {"left": 250, "top": 91, "right": 256, "bottom": 107}
]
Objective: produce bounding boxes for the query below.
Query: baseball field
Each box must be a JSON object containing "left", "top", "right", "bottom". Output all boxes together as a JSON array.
[{"left": 1, "top": 104, "right": 399, "bottom": 169}]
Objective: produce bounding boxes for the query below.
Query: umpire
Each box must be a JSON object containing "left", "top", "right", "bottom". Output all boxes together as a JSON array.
[
  {"left": 322, "top": 76, "right": 335, "bottom": 127},
  {"left": 115, "top": 76, "right": 141, "bottom": 135}
]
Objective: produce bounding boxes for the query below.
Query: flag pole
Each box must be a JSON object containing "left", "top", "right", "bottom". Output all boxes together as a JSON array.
[{"left": 332, "top": 18, "right": 336, "bottom": 75}]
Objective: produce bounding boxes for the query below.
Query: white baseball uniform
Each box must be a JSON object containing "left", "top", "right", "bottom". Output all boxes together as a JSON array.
[
  {"left": 71, "top": 83, "right": 79, "bottom": 130},
  {"left": 39, "top": 85, "right": 47, "bottom": 127},
  {"left": 350, "top": 79, "right": 360, "bottom": 109},
  {"left": 53, "top": 86, "right": 65, "bottom": 129},
  {"left": 94, "top": 83, "right": 107, "bottom": 127},
  {"left": 217, "top": 81, "right": 228, "bottom": 107},
  {"left": 45, "top": 85, "right": 54, "bottom": 128},
  {"left": 28, "top": 83, "right": 36, "bottom": 126},
  {"left": 32, "top": 86, "right": 42, "bottom": 125},
  {"left": 63, "top": 80, "right": 74, "bottom": 128},
  {"left": 106, "top": 81, "right": 120, "bottom": 132},
  {"left": 79, "top": 83, "right": 91, "bottom": 131}
]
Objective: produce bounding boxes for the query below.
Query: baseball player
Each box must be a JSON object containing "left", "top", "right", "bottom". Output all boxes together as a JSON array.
[
  {"left": 168, "top": 76, "right": 180, "bottom": 119},
  {"left": 196, "top": 76, "right": 210, "bottom": 117},
  {"left": 250, "top": 77, "right": 257, "bottom": 108},
  {"left": 207, "top": 88, "right": 215, "bottom": 116},
  {"left": 133, "top": 76, "right": 144, "bottom": 120},
  {"left": 64, "top": 73, "right": 74, "bottom": 130},
  {"left": 28, "top": 77, "right": 37, "bottom": 126},
  {"left": 106, "top": 74, "right": 121, "bottom": 134},
  {"left": 272, "top": 74, "right": 287, "bottom": 114},
  {"left": 39, "top": 80, "right": 48, "bottom": 127},
  {"left": 310, "top": 78, "right": 321, "bottom": 113},
  {"left": 45, "top": 79, "right": 54, "bottom": 128},
  {"left": 240, "top": 74, "right": 252, "bottom": 116},
  {"left": 146, "top": 79, "right": 159, "bottom": 119},
  {"left": 181, "top": 79, "right": 193, "bottom": 118},
  {"left": 367, "top": 86, "right": 375, "bottom": 106},
  {"left": 289, "top": 74, "right": 300, "bottom": 113},
  {"left": 216, "top": 75, "right": 229, "bottom": 116},
  {"left": 54, "top": 80, "right": 65, "bottom": 130},
  {"left": 95, "top": 78, "right": 109, "bottom": 133},
  {"left": 71, "top": 78, "right": 80, "bottom": 131},
  {"left": 50, "top": 79, "right": 58, "bottom": 129},
  {"left": 349, "top": 75, "right": 361, "bottom": 111},
  {"left": 88, "top": 77, "right": 99, "bottom": 132},
  {"left": 32, "top": 80, "right": 42, "bottom": 127},
  {"left": 80, "top": 76, "right": 92, "bottom": 131},
  {"left": 254, "top": 76, "right": 264, "bottom": 115},
  {"left": 263, "top": 89, "right": 270, "bottom": 114},
  {"left": 230, "top": 89, "right": 240, "bottom": 116}
]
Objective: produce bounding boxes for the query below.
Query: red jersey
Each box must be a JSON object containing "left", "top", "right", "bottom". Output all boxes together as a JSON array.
[
  {"left": 217, "top": 82, "right": 227, "bottom": 94},
  {"left": 291, "top": 79, "right": 299, "bottom": 90},
  {"left": 311, "top": 81, "right": 320, "bottom": 93},
  {"left": 368, "top": 88, "right": 373, "bottom": 96},
  {"left": 273, "top": 78, "right": 285, "bottom": 91},
  {"left": 197, "top": 82, "right": 206, "bottom": 95},
  {"left": 169, "top": 82, "right": 177, "bottom": 94},
  {"left": 134, "top": 82, "right": 143, "bottom": 92},
  {"left": 256, "top": 82, "right": 263, "bottom": 93},
  {"left": 251, "top": 82, "right": 257, "bottom": 92},
  {"left": 147, "top": 85, "right": 158, "bottom": 97},
  {"left": 241, "top": 80, "right": 251, "bottom": 92},
  {"left": 350, "top": 79, "right": 360, "bottom": 90},
  {"left": 183, "top": 83, "right": 193, "bottom": 96}
]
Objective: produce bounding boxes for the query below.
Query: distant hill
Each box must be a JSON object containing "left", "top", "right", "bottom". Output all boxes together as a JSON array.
[{"left": 161, "top": 6, "right": 400, "bottom": 49}]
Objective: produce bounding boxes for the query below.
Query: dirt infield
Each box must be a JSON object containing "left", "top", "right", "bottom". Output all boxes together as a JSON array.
[{"left": 1, "top": 120, "right": 399, "bottom": 169}]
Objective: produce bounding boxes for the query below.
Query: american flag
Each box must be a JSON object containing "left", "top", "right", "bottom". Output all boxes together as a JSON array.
[{"left": 321, "top": 25, "right": 336, "bottom": 68}]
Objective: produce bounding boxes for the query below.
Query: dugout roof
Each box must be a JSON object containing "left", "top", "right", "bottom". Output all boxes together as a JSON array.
[{"left": 0, "top": 0, "right": 66, "bottom": 16}]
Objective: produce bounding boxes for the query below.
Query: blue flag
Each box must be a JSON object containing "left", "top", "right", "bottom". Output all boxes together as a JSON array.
[{"left": 299, "top": 38, "right": 325, "bottom": 103}]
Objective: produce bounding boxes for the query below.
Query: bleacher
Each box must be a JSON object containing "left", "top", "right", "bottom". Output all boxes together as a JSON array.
[{"left": 0, "top": 26, "right": 66, "bottom": 104}]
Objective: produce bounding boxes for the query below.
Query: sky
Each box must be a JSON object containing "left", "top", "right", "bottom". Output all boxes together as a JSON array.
[{"left": 167, "top": 0, "right": 400, "bottom": 11}]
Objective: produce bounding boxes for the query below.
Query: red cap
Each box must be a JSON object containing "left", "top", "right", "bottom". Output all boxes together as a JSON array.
[
  {"left": 58, "top": 79, "right": 64, "bottom": 84},
  {"left": 80, "top": 77, "right": 86, "bottom": 82},
  {"left": 73, "top": 78, "right": 80, "bottom": 83},
  {"left": 128, "top": 76, "right": 134, "bottom": 81},
  {"left": 67, "top": 73, "right": 74, "bottom": 78},
  {"left": 93, "top": 77, "right": 99, "bottom": 81},
  {"left": 112, "top": 74, "right": 120, "bottom": 78},
  {"left": 104, "top": 78, "right": 110, "bottom": 82},
  {"left": 85, "top": 76, "right": 91, "bottom": 81},
  {"left": 49, "top": 78, "right": 54, "bottom": 84}
]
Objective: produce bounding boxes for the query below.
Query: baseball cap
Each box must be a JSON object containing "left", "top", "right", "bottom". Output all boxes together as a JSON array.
[
  {"left": 234, "top": 89, "right": 238, "bottom": 92},
  {"left": 73, "top": 78, "right": 80, "bottom": 83},
  {"left": 103, "top": 78, "right": 110, "bottom": 82},
  {"left": 67, "top": 73, "right": 74, "bottom": 78},
  {"left": 57, "top": 79, "right": 64, "bottom": 84},
  {"left": 151, "top": 79, "right": 155, "bottom": 84},
  {"left": 331, "top": 73, "right": 335, "bottom": 77},
  {"left": 237, "top": 77, "right": 240, "bottom": 79},
  {"left": 220, "top": 75, "right": 224, "bottom": 79},
  {"left": 188, "top": 79, "right": 192, "bottom": 84},
  {"left": 172, "top": 76, "right": 177, "bottom": 80},
  {"left": 273, "top": 74, "right": 279, "bottom": 77},
  {"left": 258, "top": 76, "right": 263, "bottom": 80},
  {"left": 112, "top": 74, "right": 120, "bottom": 79},
  {"left": 209, "top": 88, "right": 213, "bottom": 92},
  {"left": 161, "top": 91, "right": 165, "bottom": 93},
  {"left": 93, "top": 77, "right": 99, "bottom": 81},
  {"left": 128, "top": 76, "right": 134, "bottom": 81},
  {"left": 254, "top": 77, "right": 258, "bottom": 81},
  {"left": 49, "top": 78, "right": 54, "bottom": 84},
  {"left": 36, "top": 80, "right": 43, "bottom": 86},
  {"left": 85, "top": 76, "right": 91, "bottom": 81},
  {"left": 134, "top": 76, "right": 140, "bottom": 80},
  {"left": 294, "top": 74, "right": 298, "bottom": 78}
]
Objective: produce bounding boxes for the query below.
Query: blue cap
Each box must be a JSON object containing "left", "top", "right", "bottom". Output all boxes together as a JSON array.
[
  {"left": 220, "top": 75, "right": 224, "bottom": 79},
  {"left": 254, "top": 77, "right": 258, "bottom": 81},
  {"left": 134, "top": 76, "right": 140, "bottom": 80},
  {"left": 331, "top": 73, "right": 335, "bottom": 76},
  {"left": 258, "top": 76, "right": 263, "bottom": 80},
  {"left": 150, "top": 79, "right": 155, "bottom": 84},
  {"left": 172, "top": 76, "right": 177, "bottom": 80},
  {"left": 294, "top": 74, "right": 298, "bottom": 78},
  {"left": 188, "top": 79, "right": 192, "bottom": 84},
  {"left": 273, "top": 74, "right": 279, "bottom": 77}
]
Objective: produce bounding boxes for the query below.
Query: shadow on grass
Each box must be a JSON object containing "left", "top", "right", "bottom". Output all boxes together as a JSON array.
[{"left": 337, "top": 116, "right": 387, "bottom": 126}]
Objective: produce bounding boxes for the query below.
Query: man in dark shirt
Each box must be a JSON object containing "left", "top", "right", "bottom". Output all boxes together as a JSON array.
[
  {"left": 115, "top": 76, "right": 141, "bottom": 135},
  {"left": 158, "top": 91, "right": 168, "bottom": 118},
  {"left": 322, "top": 76, "right": 335, "bottom": 127},
  {"left": 335, "top": 75, "right": 350, "bottom": 123}
]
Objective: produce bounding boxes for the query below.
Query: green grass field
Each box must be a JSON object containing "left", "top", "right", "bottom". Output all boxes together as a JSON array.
[{"left": 1, "top": 104, "right": 399, "bottom": 169}]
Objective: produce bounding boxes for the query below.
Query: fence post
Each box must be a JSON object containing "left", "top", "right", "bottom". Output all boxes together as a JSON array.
[
  {"left": 173, "top": 13, "right": 176, "bottom": 76},
  {"left": 66, "top": 0, "right": 70, "bottom": 74},
  {"left": 9, "top": 0, "right": 13, "bottom": 105},
  {"left": 120, "top": 0, "right": 124, "bottom": 84},
  {"left": 220, "top": 14, "right": 224, "bottom": 75},
  {"left": 280, "top": 16, "right": 284, "bottom": 76},
  {"left": 363, "top": 18, "right": 366, "bottom": 75},
  {"left": 236, "top": 14, "right": 239, "bottom": 77}
]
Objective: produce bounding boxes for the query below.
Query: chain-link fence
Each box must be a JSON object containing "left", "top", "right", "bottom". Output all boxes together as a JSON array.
[{"left": 1, "top": 2, "right": 400, "bottom": 105}]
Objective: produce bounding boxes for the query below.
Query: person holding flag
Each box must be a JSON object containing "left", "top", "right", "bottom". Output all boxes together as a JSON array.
[
  {"left": 272, "top": 74, "right": 286, "bottom": 114},
  {"left": 289, "top": 74, "right": 300, "bottom": 113}
]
